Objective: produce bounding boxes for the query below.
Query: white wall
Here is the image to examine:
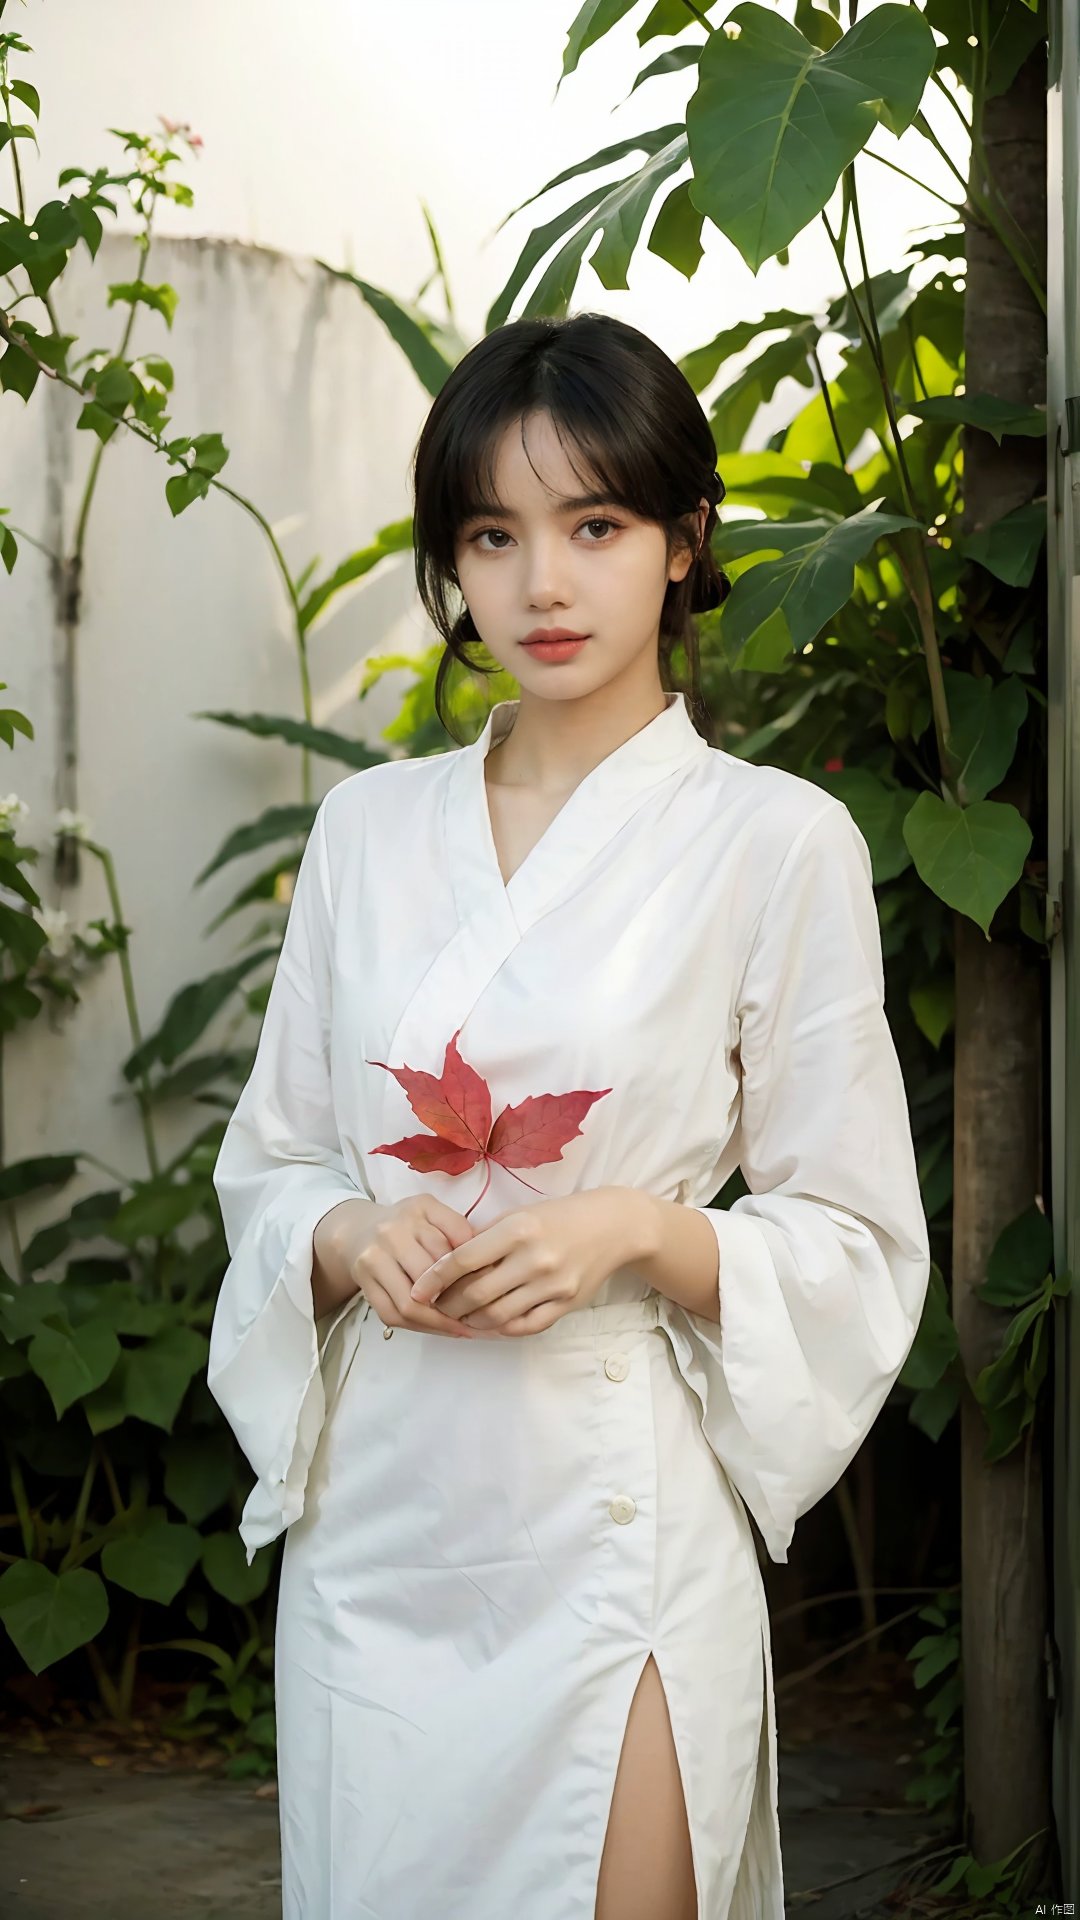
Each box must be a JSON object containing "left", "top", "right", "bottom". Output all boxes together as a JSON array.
[{"left": 1, "top": 0, "right": 962, "bottom": 1231}]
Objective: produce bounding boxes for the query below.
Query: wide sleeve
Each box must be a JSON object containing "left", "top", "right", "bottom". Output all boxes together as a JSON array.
[
  {"left": 656, "top": 797, "right": 931, "bottom": 1565},
  {"left": 207, "top": 793, "right": 366, "bottom": 1563}
]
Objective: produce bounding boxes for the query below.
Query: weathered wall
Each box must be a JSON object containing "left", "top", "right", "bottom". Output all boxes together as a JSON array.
[{"left": 1, "top": 231, "right": 425, "bottom": 1229}]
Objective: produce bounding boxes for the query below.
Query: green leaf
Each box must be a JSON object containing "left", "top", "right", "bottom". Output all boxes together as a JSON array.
[
  {"left": 195, "top": 805, "right": 318, "bottom": 884},
  {"left": 645, "top": 175, "right": 705, "bottom": 278},
  {"left": 146, "top": 1050, "right": 249, "bottom": 1103},
  {"left": 139, "top": 354, "right": 174, "bottom": 391},
  {"left": 297, "top": 518, "right": 414, "bottom": 633},
  {"left": 0, "top": 522, "right": 18, "bottom": 573},
  {"left": 543, "top": 132, "right": 690, "bottom": 312},
  {"left": 76, "top": 400, "right": 120, "bottom": 445},
  {"left": 560, "top": 0, "right": 639, "bottom": 83},
  {"left": 0, "top": 1277, "right": 69, "bottom": 1342},
  {"left": 201, "top": 1531, "right": 274, "bottom": 1604},
  {"left": 107, "top": 1177, "right": 211, "bottom": 1246},
  {"left": 0, "top": 336, "right": 39, "bottom": 401},
  {"left": 898, "top": 1267, "right": 957, "bottom": 1391},
  {"left": 195, "top": 709, "right": 389, "bottom": 770},
  {"left": 908, "top": 976, "right": 954, "bottom": 1049},
  {"left": 10, "top": 79, "right": 41, "bottom": 118},
  {"left": 106, "top": 280, "right": 179, "bottom": 329},
  {"left": 809, "top": 768, "right": 915, "bottom": 883},
  {"left": 0, "top": 897, "right": 47, "bottom": 964},
  {"left": 980, "top": 1203, "right": 1054, "bottom": 1307},
  {"left": 102, "top": 1515, "right": 202, "bottom": 1604},
  {"left": 165, "top": 468, "right": 211, "bottom": 515},
  {"left": 164, "top": 1429, "right": 236, "bottom": 1525},
  {"left": 485, "top": 125, "right": 686, "bottom": 331},
  {"left": 956, "top": 499, "right": 1046, "bottom": 587},
  {"left": 902, "top": 793, "right": 1032, "bottom": 936},
  {"left": 0, "top": 1561, "right": 109, "bottom": 1674},
  {"left": 906, "top": 392, "right": 1046, "bottom": 443},
  {"left": 926, "top": 0, "right": 1048, "bottom": 101},
  {"left": 122, "top": 945, "right": 279, "bottom": 1080},
  {"left": 629, "top": 44, "right": 703, "bottom": 101},
  {"left": 686, "top": 2, "right": 937, "bottom": 270},
  {"left": 122, "top": 1326, "right": 209, "bottom": 1431},
  {"left": 313, "top": 265, "right": 459, "bottom": 397},
  {"left": 678, "top": 313, "right": 811, "bottom": 395},
  {"left": 906, "top": 1366, "right": 960, "bottom": 1445},
  {"left": 938, "top": 670, "right": 1028, "bottom": 804},
  {"left": 27, "top": 1316, "right": 121, "bottom": 1417},
  {"left": 0, "top": 1154, "right": 79, "bottom": 1205},
  {"left": 21, "top": 1188, "right": 125, "bottom": 1276},
  {"left": 717, "top": 501, "right": 919, "bottom": 668}
]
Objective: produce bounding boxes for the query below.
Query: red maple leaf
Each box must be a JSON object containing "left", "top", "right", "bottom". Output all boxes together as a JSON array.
[{"left": 365, "top": 1027, "right": 611, "bottom": 1215}]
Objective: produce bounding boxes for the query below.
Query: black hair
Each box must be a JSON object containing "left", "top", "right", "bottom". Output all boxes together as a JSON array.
[{"left": 409, "top": 311, "right": 729, "bottom": 744}]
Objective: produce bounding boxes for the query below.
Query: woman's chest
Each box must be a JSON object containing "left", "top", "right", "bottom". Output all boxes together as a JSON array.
[{"left": 328, "top": 828, "right": 746, "bottom": 1174}]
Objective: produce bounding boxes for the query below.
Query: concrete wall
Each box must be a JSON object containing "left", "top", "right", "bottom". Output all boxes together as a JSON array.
[{"left": 2, "top": 230, "right": 427, "bottom": 1230}]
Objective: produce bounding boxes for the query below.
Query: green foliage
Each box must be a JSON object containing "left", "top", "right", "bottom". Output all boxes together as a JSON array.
[
  {"left": 0, "top": 0, "right": 1062, "bottom": 1812},
  {"left": 904, "top": 1588, "right": 963, "bottom": 1817}
]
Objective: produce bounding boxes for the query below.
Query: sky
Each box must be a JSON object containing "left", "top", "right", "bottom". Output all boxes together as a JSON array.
[{"left": 12, "top": 0, "right": 965, "bottom": 402}]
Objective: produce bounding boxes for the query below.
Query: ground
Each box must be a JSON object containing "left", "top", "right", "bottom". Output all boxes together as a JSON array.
[{"left": 0, "top": 1649, "right": 950, "bottom": 1918}]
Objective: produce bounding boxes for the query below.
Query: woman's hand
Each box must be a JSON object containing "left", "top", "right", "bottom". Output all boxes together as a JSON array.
[
  {"left": 343, "top": 1194, "right": 507, "bottom": 1340},
  {"left": 407, "top": 1189, "right": 646, "bottom": 1337}
]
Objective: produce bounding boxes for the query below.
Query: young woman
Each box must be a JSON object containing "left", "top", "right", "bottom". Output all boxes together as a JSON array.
[{"left": 208, "top": 311, "right": 931, "bottom": 1920}]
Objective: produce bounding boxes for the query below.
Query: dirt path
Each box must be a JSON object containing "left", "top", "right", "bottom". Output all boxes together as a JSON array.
[{"left": 1, "top": 1729, "right": 942, "bottom": 1918}]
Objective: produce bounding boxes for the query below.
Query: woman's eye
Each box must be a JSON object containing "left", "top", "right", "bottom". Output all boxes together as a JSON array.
[{"left": 469, "top": 518, "right": 620, "bottom": 550}]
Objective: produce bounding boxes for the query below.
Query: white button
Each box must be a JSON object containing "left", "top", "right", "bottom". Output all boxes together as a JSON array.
[
  {"left": 604, "top": 1353, "right": 630, "bottom": 1382},
  {"left": 608, "top": 1495, "right": 637, "bottom": 1525}
]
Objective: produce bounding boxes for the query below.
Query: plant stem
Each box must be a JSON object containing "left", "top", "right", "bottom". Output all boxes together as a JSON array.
[
  {"left": 59, "top": 1442, "right": 99, "bottom": 1571},
  {"left": 83, "top": 841, "right": 160, "bottom": 1179},
  {"left": 808, "top": 344, "right": 847, "bottom": 466},
  {"left": 84, "top": 1636, "right": 124, "bottom": 1720},
  {"left": 820, "top": 188, "right": 958, "bottom": 790}
]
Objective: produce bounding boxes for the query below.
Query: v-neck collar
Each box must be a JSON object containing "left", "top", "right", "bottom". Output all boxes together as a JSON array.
[
  {"left": 446, "top": 689, "right": 711, "bottom": 935},
  {"left": 370, "top": 690, "right": 711, "bottom": 1207}
]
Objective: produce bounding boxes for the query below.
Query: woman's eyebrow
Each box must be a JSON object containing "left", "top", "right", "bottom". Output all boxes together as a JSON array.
[{"left": 461, "top": 489, "right": 618, "bottom": 522}]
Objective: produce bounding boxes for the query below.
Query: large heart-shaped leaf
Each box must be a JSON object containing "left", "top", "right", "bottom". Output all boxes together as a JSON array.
[
  {"left": 122, "top": 1327, "right": 209, "bottom": 1432},
  {"left": 27, "top": 1316, "right": 121, "bottom": 1418},
  {"left": 902, "top": 793, "right": 1032, "bottom": 935},
  {"left": 164, "top": 1429, "right": 236, "bottom": 1525},
  {"left": 939, "top": 669, "right": 1028, "bottom": 803},
  {"left": 201, "top": 1531, "right": 275, "bottom": 1604},
  {"left": 102, "top": 1515, "right": 203, "bottom": 1604},
  {"left": 0, "top": 1561, "right": 109, "bottom": 1674},
  {"left": 687, "top": 3, "right": 937, "bottom": 270}
]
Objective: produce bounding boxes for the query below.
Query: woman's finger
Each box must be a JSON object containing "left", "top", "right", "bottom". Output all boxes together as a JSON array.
[{"left": 361, "top": 1241, "right": 479, "bottom": 1338}]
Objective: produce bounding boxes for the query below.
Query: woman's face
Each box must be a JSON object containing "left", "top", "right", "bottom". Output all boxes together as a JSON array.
[{"left": 451, "top": 411, "right": 704, "bottom": 701}]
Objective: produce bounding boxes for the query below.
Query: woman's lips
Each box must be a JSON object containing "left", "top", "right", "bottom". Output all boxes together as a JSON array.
[{"left": 519, "top": 637, "right": 589, "bottom": 661}]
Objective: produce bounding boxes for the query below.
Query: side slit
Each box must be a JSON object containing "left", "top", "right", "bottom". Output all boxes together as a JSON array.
[{"left": 593, "top": 1649, "right": 699, "bottom": 1920}]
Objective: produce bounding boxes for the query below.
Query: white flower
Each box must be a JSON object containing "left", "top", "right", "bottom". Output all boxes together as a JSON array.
[
  {"left": 0, "top": 793, "right": 29, "bottom": 832},
  {"left": 54, "top": 808, "right": 93, "bottom": 841},
  {"left": 35, "top": 906, "right": 75, "bottom": 958}
]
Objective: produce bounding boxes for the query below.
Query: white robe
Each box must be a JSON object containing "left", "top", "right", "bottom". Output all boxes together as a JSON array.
[{"left": 207, "top": 689, "right": 930, "bottom": 1919}]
